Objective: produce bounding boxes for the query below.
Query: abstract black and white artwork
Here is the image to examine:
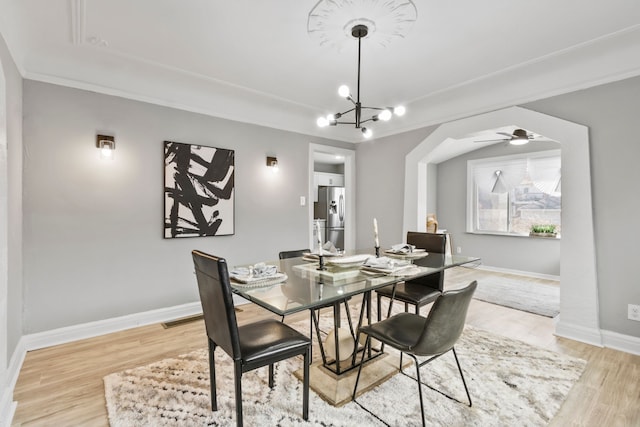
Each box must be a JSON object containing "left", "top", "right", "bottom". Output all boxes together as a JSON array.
[{"left": 164, "top": 141, "right": 235, "bottom": 238}]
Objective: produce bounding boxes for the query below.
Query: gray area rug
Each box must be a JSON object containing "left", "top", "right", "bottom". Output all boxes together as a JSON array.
[
  {"left": 472, "top": 276, "right": 560, "bottom": 317},
  {"left": 104, "top": 324, "right": 585, "bottom": 426}
]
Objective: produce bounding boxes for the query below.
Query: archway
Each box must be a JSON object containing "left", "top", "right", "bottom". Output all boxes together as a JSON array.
[{"left": 403, "top": 106, "right": 602, "bottom": 346}]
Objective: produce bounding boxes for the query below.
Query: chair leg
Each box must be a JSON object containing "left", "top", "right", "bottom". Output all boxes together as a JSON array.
[
  {"left": 303, "top": 346, "right": 310, "bottom": 420},
  {"left": 208, "top": 339, "right": 218, "bottom": 411},
  {"left": 452, "top": 347, "right": 473, "bottom": 407},
  {"left": 409, "top": 353, "right": 426, "bottom": 427},
  {"left": 234, "top": 361, "right": 243, "bottom": 427},
  {"left": 268, "top": 364, "right": 275, "bottom": 388},
  {"left": 309, "top": 311, "right": 314, "bottom": 364},
  {"left": 352, "top": 335, "right": 371, "bottom": 401}
]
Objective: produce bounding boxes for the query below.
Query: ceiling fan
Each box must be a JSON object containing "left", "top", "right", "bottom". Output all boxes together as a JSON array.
[{"left": 474, "top": 129, "right": 536, "bottom": 145}]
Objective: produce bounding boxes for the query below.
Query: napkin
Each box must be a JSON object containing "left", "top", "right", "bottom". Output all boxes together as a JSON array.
[
  {"left": 230, "top": 263, "right": 278, "bottom": 279},
  {"left": 364, "top": 256, "right": 400, "bottom": 269},
  {"left": 363, "top": 256, "right": 410, "bottom": 270},
  {"left": 389, "top": 243, "right": 416, "bottom": 254},
  {"left": 322, "top": 241, "right": 339, "bottom": 254}
]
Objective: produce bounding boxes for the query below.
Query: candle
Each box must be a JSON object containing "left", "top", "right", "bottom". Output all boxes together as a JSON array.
[
  {"left": 316, "top": 220, "right": 323, "bottom": 255},
  {"left": 373, "top": 218, "right": 379, "bottom": 248}
]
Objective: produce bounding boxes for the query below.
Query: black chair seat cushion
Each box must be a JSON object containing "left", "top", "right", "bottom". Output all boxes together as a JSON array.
[
  {"left": 360, "top": 312, "right": 427, "bottom": 352},
  {"left": 238, "top": 319, "right": 310, "bottom": 368},
  {"left": 376, "top": 282, "right": 440, "bottom": 305}
]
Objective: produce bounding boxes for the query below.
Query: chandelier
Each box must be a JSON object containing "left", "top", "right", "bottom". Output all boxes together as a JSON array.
[{"left": 316, "top": 24, "right": 405, "bottom": 139}]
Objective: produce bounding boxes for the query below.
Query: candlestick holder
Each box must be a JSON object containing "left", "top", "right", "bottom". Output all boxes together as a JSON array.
[
  {"left": 317, "top": 254, "right": 327, "bottom": 270},
  {"left": 375, "top": 246, "right": 380, "bottom": 258}
]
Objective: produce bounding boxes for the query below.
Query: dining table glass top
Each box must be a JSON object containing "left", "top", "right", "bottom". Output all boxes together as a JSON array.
[{"left": 230, "top": 250, "right": 481, "bottom": 316}]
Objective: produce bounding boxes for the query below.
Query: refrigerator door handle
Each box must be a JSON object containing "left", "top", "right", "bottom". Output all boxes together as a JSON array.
[{"left": 339, "top": 194, "right": 344, "bottom": 222}]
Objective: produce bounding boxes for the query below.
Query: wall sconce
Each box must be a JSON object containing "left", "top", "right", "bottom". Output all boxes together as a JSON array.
[
  {"left": 266, "top": 156, "right": 279, "bottom": 173},
  {"left": 97, "top": 134, "right": 115, "bottom": 160}
]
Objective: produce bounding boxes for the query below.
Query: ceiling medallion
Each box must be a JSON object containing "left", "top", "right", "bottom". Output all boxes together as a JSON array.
[{"left": 307, "top": 0, "right": 418, "bottom": 50}]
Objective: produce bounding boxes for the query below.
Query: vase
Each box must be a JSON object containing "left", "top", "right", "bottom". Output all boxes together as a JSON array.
[{"left": 426, "top": 213, "right": 438, "bottom": 233}]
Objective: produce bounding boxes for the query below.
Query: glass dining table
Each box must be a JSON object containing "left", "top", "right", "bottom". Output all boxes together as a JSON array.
[{"left": 230, "top": 250, "right": 481, "bottom": 375}]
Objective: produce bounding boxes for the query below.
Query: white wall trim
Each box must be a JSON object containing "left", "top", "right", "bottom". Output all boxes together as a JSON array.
[
  {"left": 475, "top": 264, "right": 560, "bottom": 282},
  {"left": 601, "top": 329, "right": 640, "bottom": 356},
  {"left": 1, "top": 335, "right": 25, "bottom": 427},
  {"left": 0, "top": 388, "right": 17, "bottom": 427},
  {"left": 555, "top": 322, "right": 606, "bottom": 349},
  {"left": 23, "top": 302, "right": 202, "bottom": 352}
]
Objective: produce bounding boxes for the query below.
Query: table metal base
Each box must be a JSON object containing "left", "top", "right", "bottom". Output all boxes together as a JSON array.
[{"left": 293, "top": 352, "right": 412, "bottom": 407}]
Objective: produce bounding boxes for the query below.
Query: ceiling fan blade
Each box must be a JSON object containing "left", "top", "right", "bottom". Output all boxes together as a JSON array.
[
  {"left": 496, "top": 132, "right": 514, "bottom": 138},
  {"left": 474, "top": 138, "right": 508, "bottom": 143}
]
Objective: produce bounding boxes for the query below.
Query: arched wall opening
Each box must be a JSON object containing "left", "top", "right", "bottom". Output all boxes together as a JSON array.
[{"left": 403, "top": 106, "right": 602, "bottom": 346}]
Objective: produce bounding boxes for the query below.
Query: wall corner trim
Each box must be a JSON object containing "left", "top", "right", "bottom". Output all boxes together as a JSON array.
[{"left": 555, "top": 320, "right": 604, "bottom": 348}]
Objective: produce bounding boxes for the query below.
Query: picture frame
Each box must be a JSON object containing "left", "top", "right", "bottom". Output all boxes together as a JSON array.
[{"left": 164, "top": 141, "right": 235, "bottom": 238}]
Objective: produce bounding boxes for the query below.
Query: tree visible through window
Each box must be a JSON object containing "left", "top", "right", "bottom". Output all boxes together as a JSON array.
[{"left": 468, "top": 150, "right": 561, "bottom": 236}]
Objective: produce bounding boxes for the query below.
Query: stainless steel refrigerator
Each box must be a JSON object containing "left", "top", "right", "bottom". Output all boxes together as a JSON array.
[{"left": 315, "top": 186, "right": 345, "bottom": 250}]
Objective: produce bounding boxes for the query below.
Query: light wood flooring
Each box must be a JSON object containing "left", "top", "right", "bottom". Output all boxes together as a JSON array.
[{"left": 11, "top": 267, "right": 640, "bottom": 426}]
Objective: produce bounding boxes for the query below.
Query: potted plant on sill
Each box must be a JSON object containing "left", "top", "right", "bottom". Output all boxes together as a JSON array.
[{"left": 529, "top": 224, "right": 557, "bottom": 238}]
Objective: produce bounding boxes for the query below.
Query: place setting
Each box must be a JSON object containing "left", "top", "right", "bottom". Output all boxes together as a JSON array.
[
  {"left": 229, "top": 262, "right": 288, "bottom": 288},
  {"left": 384, "top": 243, "right": 429, "bottom": 259}
]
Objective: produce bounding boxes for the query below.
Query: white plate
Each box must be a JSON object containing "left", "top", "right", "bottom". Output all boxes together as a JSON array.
[
  {"left": 302, "top": 251, "right": 342, "bottom": 258},
  {"left": 326, "top": 254, "right": 370, "bottom": 268}
]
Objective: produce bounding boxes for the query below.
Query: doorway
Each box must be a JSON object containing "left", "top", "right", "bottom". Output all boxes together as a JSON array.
[
  {"left": 308, "top": 144, "right": 356, "bottom": 251},
  {"left": 403, "top": 106, "right": 601, "bottom": 346}
]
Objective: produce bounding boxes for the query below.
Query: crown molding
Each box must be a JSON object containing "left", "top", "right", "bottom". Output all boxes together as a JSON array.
[{"left": 19, "top": 24, "right": 640, "bottom": 143}]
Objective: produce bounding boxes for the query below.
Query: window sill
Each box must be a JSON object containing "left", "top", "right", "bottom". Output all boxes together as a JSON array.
[{"left": 466, "top": 230, "right": 561, "bottom": 240}]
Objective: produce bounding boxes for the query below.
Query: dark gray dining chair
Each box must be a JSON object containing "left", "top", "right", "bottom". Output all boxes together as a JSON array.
[
  {"left": 278, "top": 249, "right": 309, "bottom": 260},
  {"left": 192, "top": 250, "right": 311, "bottom": 427},
  {"left": 376, "top": 232, "right": 447, "bottom": 319},
  {"left": 353, "top": 281, "right": 477, "bottom": 427}
]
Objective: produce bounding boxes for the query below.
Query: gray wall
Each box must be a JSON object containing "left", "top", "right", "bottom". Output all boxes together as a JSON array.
[
  {"left": 525, "top": 77, "right": 640, "bottom": 337},
  {"left": 355, "top": 126, "right": 437, "bottom": 249},
  {"left": 356, "top": 75, "right": 640, "bottom": 338},
  {"left": 437, "top": 141, "right": 562, "bottom": 276},
  {"left": 0, "top": 31, "right": 23, "bottom": 365},
  {"left": 22, "top": 81, "right": 352, "bottom": 334}
]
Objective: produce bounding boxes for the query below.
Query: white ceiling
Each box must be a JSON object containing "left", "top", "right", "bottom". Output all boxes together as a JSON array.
[{"left": 1, "top": 0, "right": 640, "bottom": 143}]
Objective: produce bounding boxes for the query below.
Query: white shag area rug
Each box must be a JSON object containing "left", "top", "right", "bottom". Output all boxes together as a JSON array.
[
  {"left": 104, "top": 325, "right": 585, "bottom": 426},
  {"left": 472, "top": 276, "right": 560, "bottom": 318}
]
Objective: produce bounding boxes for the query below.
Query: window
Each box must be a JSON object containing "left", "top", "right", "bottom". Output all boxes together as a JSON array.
[{"left": 467, "top": 150, "right": 561, "bottom": 236}]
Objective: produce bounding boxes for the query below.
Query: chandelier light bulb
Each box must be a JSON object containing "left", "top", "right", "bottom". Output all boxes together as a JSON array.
[
  {"left": 378, "top": 109, "right": 392, "bottom": 121},
  {"left": 393, "top": 105, "right": 406, "bottom": 116},
  {"left": 314, "top": 24, "right": 408, "bottom": 138}
]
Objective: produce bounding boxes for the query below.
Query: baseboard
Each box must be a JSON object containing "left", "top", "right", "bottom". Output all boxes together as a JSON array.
[
  {"left": 555, "top": 320, "right": 604, "bottom": 347},
  {"left": 0, "top": 396, "right": 16, "bottom": 427},
  {"left": 475, "top": 265, "right": 560, "bottom": 281},
  {"left": 22, "top": 301, "right": 203, "bottom": 352},
  {"left": 1, "top": 336, "right": 26, "bottom": 427},
  {"left": 601, "top": 329, "right": 640, "bottom": 356}
]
